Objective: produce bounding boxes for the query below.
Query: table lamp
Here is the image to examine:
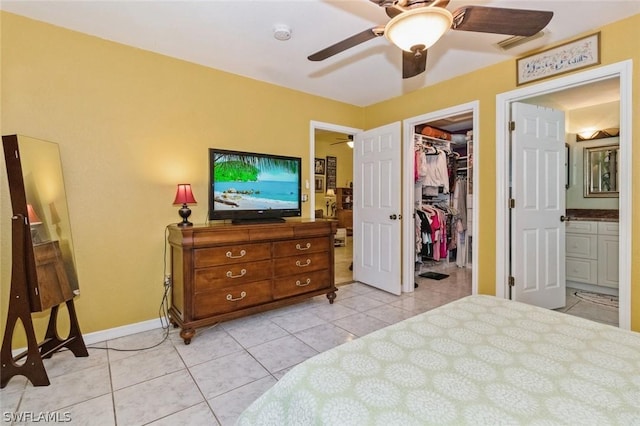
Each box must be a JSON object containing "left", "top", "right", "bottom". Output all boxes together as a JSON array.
[
  {"left": 325, "top": 188, "right": 335, "bottom": 216},
  {"left": 173, "top": 184, "right": 197, "bottom": 227}
]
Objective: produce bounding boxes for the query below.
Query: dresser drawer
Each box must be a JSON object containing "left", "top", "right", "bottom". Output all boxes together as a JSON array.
[
  {"left": 194, "top": 280, "right": 272, "bottom": 319},
  {"left": 566, "top": 234, "right": 597, "bottom": 259},
  {"left": 194, "top": 243, "right": 271, "bottom": 268},
  {"left": 566, "top": 257, "right": 598, "bottom": 284},
  {"left": 565, "top": 221, "right": 598, "bottom": 234},
  {"left": 272, "top": 237, "right": 330, "bottom": 258},
  {"left": 194, "top": 260, "right": 272, "bottom": 292},
  {"left": 273, "top": 252, "right": 330, "bottom": 277},
  {"left": 273, "top": 270, "right": 331, "bottom": 299}
]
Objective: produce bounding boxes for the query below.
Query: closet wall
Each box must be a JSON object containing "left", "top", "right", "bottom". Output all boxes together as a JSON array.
[{"left": 413, "top": 114, "right": 473, "bottom": 274}]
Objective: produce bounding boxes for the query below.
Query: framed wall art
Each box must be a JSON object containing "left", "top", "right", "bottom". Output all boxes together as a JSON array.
[
  {"left": 517, "top": 32, "right": 600, "bottom": 86},
  {"left": 314, "top": 158, "right": 325, "bottom": 175},
  {"left": 325, "top": 156, "right": 337, "bottom": 191}
]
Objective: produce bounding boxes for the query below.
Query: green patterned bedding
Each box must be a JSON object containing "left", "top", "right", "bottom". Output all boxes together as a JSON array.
[{"left": 236, "top": 295, "right": 640, "bottom": 425}]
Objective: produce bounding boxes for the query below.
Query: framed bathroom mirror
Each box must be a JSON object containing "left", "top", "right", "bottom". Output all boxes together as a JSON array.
[{"left": 583, "top": 143, "right": 619, "bottom": 198}]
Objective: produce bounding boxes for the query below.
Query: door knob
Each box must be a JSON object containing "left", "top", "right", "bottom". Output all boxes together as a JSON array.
[
  {"left": 389, "top": 214, "right": 397, "bottom": 220},
  {"left": 560, "top": 215, "right": 568, "bottom": 222}
]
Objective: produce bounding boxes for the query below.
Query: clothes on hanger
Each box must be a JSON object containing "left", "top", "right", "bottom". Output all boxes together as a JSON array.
[{"left": 415, "top": 148, "right": 449, "bottom": 193}]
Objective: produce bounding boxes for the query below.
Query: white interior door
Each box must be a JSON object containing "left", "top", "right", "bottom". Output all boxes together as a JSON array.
[
  {"left": 353, "top": 122, "right": 401, "bottom": 295},
  {"left": 511, "top": 102, "right": 566, "bottom": 309}
]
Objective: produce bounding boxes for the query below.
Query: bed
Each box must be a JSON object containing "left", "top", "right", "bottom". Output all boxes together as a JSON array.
[{"left": 237, "top": 295, "right": 640, "bottom": 425}]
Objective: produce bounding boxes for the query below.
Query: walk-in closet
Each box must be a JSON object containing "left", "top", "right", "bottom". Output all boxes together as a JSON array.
[{"left": 413, "top": 112, "right": 473, "bottom": 290}]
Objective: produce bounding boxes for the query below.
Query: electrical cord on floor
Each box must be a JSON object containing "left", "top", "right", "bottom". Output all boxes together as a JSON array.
[{"left": 85, "top": 226, "right": 172, "bottom": 352}]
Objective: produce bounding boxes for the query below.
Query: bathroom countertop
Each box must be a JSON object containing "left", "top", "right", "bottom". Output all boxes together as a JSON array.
[{"left": 566, "top": 209, "right": 619, "bottom": 222}]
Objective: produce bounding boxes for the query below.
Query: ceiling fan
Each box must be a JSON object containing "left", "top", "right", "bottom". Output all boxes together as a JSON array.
[
  {"left": 331, "top": 134, "right": 354, "bottom": 148},
  {"left": 308, "top": 0, "right": 553, "bottom": 79}
]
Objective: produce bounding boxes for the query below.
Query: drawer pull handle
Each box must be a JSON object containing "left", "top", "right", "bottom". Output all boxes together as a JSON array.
[
  {"left": 296, "top": 243, "right": 311, "bottom": 251},
  {"left": 226, "top": 291, "right": 247, "bottom": 302},
  {"left": 226, "top": 269, "right": 247, "bottom": 279},
  {"left": 226, "top": 250, "right": 247, "bottom": 259},
  {"left": 296, "top": 278, "right": 311, "bottom": 287},
  {"left": 296, "top": 259, "right": 311, "bottom": 267}
]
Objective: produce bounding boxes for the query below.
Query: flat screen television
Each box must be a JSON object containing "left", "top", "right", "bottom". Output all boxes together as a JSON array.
[{"left": 208, "top": 148, "right": 302, "bottom": 223}]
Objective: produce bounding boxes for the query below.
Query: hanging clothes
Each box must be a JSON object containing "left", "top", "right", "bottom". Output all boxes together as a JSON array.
[
  {"left": 453, "top": 178, "right": 468, "bottom": 267},
  {"left": 422, "top": 149, "right": 449, "bottom": 194}
]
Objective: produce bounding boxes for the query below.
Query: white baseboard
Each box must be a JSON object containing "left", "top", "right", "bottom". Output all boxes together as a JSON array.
[
  {"left": 12, "top": 318, "right": 165, "bottom": 357},
  {"left": 82, "top": 318, "right": 165, "bottom": 346}
]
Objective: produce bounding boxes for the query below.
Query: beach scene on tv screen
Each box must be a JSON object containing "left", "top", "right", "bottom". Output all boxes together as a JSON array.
[{"left": 213, "top": 153, "right": 299, "bottom": 211}]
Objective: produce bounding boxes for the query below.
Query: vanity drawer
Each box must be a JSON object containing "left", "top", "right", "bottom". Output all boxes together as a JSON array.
[
  {"left": 598, "top": 222, "right": 619, "bottom": 236},
  {"left": 565, "top": 221, "right": 598, "bottom": 234},
  {"left": 566, "top": 234, "right": 597, "bottom": 259},
  {"left": 566, "top": 258, "right": 598, "bottom": 284}
]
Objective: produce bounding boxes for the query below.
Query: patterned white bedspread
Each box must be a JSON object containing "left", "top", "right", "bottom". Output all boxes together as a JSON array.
[{"left": 237, "top": 295, "right": 640, "bottom": 425}]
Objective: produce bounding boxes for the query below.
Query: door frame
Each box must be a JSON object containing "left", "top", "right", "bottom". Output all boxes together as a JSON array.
[
  {"left": 310, "top": 121, "right": 362, "bottom": 220},
  {"left": 495, "top": 60, "right": 633, "bottom": 329},
  {"left": 402, "top": 101, "right": 480, "bottom": 295}
]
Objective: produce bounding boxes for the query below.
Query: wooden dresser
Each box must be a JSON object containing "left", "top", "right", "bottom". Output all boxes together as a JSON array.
[{"left": 168, "top": 219, "right": 337, "bottom": 344}]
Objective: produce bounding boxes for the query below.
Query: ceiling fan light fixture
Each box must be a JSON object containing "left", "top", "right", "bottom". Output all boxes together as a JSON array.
[{"left": 384, "top": 7, "right": 453, "bottom": 52}]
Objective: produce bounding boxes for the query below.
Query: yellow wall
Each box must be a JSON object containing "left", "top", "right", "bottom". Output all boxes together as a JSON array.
[
  {"left": 0, "top": 12, "right": 364, "bottom": 344},
  {"left": 1, "top": 11, "right": 639, "bottom": 344},
  {"left": 363, "top": 14, "right": 640, "bottom": 330}
]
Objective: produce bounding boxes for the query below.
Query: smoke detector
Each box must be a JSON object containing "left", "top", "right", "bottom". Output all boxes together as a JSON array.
[{"left": 273, "top": 24, "right": 292, "bottom": 41}]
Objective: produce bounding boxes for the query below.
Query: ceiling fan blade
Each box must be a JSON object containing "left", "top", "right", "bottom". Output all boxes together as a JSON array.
[
  {"left": 384, "top": 1, "right": 450, "bottom": 19},
  {"left": 308, "top": 27, "right": 384, "bottom": 61},
  {"left": 385, "top": 4, "right": 405, "bottom": 19},
  {"left": 402, "top": 49, "right": 427, "bottom": 79},
  {"left": 451, "top": 6, "right": 553, "bottom": 37}
]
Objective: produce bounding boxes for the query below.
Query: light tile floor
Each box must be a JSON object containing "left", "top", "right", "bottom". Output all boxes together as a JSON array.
[
  {"left": 0, "top": 263, "right": 470, "bottom": 426},
  {"left": 555, "top": 286, "right": 619, "bottom": 327},
  {"left": 333, "top": 236, "right": 353, "bottom": 285},
  {"left": 1, "top": 259, "right": 618, "bottom": 425}
]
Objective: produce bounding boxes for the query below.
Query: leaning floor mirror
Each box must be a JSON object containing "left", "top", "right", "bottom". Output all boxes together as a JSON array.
[{"left": 2, "top": 134, "right": 87, "bottom": 388}]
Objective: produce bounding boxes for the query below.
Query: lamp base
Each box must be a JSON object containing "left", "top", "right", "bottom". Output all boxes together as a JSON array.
[{"left": 178, "top": 205, "right": 193, "bottom": 227}]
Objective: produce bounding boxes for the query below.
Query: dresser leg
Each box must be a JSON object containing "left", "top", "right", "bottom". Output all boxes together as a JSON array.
[
  {"left": 180, "top": 328, "right": 195, "bottom": 345},
  {"left": 326, "top": 291, "right": 336, "bottom": 304}
]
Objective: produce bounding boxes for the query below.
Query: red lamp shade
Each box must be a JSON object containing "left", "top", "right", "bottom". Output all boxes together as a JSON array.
[
  {"left": 173, "top": 184, "right": 197, "bottom": 205},
  {"left": 173, "top": 184, "right": 197, "bottom": 227},
  {"left": 27, "top": 204, "right": 42, "bottom": 225}
]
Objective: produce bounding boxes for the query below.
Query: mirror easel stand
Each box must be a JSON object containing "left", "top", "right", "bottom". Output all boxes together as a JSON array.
[
  {"left": 1, "top": 215, "right": 88, "bottom": 388},
  {"left": 1, "top": 134, "right": 88, "bottom": 388}
]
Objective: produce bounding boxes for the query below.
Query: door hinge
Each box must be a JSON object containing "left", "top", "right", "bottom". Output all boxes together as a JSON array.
[
  {"left": 509, "top": 121, "right": 515, "bottom": 131},
  {"left": 508, "top": 276, "right": 515, "bottom": 287},
  {"left": 509, "top": 198, "right": 515, "bottom": 209}
]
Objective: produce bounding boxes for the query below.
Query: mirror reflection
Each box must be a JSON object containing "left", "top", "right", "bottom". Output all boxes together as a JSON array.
[
  {"left": 18, "top": 135, "right": 80, "bottom": 294},
  {"left": 584, "top": 143, "right": 619, "bottom": 198}
]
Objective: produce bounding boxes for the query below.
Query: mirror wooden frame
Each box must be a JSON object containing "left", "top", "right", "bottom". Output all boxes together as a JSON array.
[
  {"left": 1, "top": 134, "right": 87, "bottom": 388},
  {"left": 583, "top": 143, "right": 619, "bottom": 198}
]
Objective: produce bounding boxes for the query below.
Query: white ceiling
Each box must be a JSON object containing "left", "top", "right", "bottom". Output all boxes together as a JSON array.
[{"left": 2, "top": 1, "right": 639, "bottom": 107}]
